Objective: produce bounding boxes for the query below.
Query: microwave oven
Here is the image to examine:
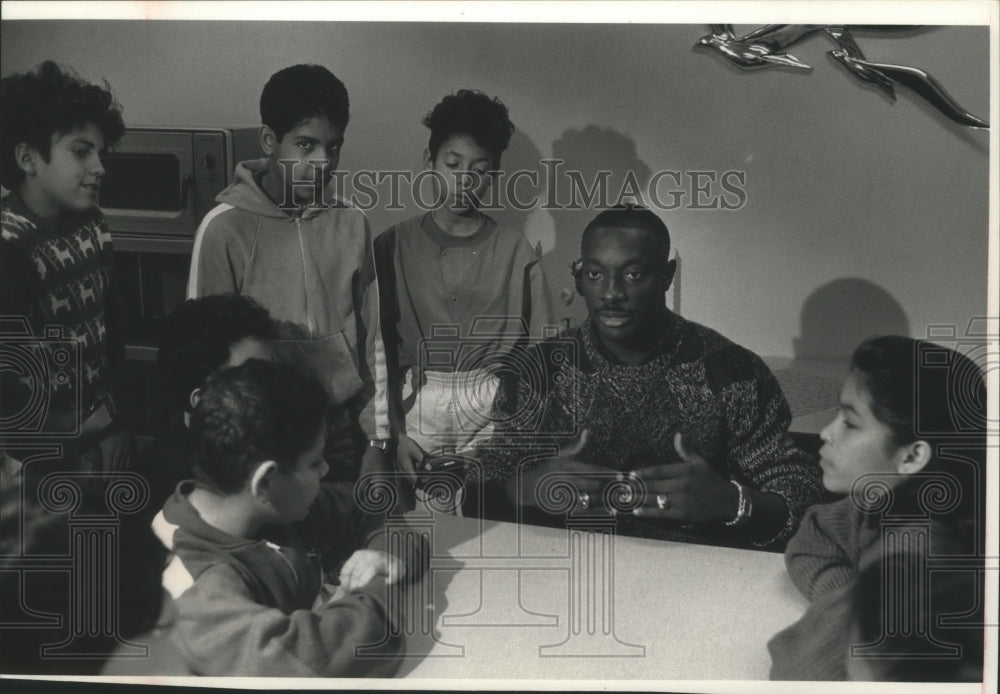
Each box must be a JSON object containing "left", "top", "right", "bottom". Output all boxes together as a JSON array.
[
  {"left": 101, "top": 126, "right": 260, "bottom": 253},
  {"left": 100, "top": 127, "right": 258, "bottom": 436}
]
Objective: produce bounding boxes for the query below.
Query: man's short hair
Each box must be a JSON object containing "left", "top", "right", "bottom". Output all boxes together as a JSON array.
[
  {"left": 582, "top": 204, "right": 671, "bottom": 253},
  {"left": 157, "top": 294, "right": 279, "bottom": 415},
  {"left": 190, "top": 359, "right": 328, "bottom": 495},
  {"left": 424, "top": 89, "right": 514, "bottom": 167},
  {"left": 260, "top": 64, "right": 350, "bottom": 139},
  {"left": 0, "top": 60, "right": 126, "bottom": 189},
  {"left": 574, "top": 205, "right": 672, "bottom": 287}
]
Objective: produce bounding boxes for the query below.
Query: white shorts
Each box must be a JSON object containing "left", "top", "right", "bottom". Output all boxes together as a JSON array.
[{"left": 403, "top": 367, "right": 500, "bottom": 455}]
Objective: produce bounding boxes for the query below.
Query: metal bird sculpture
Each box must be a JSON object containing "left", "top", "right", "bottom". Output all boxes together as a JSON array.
[
  {"left": 695, "top": 24, "right": 813, "bottom": 70},
  {"left": 824, "top": 27, "right": 897, "bottom": 101},
  {"left": 837, "top": 57, "right": 988, "bottom": 128},
  {"left": 694, "top": 24, "right": 988, "bottom": 129},
  {"left": 736, "top": 24, "right": 829, "bottom": 53}
]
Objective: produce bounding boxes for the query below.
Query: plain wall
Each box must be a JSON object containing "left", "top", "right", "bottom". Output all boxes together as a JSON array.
[{"left": 0, "top": 20, "right": 989, "bottom": 359}]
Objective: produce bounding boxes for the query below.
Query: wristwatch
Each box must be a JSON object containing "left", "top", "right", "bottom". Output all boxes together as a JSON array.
[
  {"left": 367, "top": 439, "right": 391, "bottom": 451},
  {"left": 725, "top": 480, "right": 753, "bottom": 527}
]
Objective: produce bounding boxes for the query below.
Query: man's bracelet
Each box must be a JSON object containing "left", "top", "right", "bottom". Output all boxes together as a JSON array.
[{"left": 725, "top": 480, "right": 753, "bottom": 527}]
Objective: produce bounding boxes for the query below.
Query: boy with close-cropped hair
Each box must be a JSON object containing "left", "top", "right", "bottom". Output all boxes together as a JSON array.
[
  {"left": 186, "top": 64, "right": 391, "bottom": 482},
  {"left": 0, "top": 60, "right": 131, "bottom": 471},
  {"left": 153, "top": 358, "right": 405, "bottom": 677}
]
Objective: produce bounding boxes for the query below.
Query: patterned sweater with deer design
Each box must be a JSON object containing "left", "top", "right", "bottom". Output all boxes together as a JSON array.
[{"left": 0, "top": 191, "right": 121, "bottom": 418}]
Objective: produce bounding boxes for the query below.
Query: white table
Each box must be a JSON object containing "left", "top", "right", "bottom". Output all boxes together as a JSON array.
[{"left": 392, "top": 513, "right": 808, "bottom": 680}]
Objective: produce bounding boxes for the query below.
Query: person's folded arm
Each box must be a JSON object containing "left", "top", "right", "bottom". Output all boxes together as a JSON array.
[
  {"left": 169, "top": 563, "right": 402, "bottom": 677},
  {"left": 783, "top": 500, "right": 859, "bottom": 600}
]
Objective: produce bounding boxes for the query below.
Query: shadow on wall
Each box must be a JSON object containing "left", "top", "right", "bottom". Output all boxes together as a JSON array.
[
  {"left": 492, "top": 128, "right": 546, "bottom": 254},
  {"left": 491, "top": 130, "right": 581, "bottom": 331},
  {"left": 794, "top": 277, "right": 910, "bottom": 361},
  {"left": 547, "top": 125, "right": 654, "bottom": 329}
]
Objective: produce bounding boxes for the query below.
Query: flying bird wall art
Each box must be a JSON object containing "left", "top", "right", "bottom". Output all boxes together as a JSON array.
[{"left": 695, "top": 25, "right": 989, "bottom": 129}]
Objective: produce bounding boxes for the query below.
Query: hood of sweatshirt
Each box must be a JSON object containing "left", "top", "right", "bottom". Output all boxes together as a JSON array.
[
  {"left": 153, "top": 481, "right": 323, "bottom": 614},
  {"left": 215, "top": 158, "right": 336, "bottom": 221}
]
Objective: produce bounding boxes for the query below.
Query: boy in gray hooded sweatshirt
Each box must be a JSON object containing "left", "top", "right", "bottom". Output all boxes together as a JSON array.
[{"left": 187, "top": 64, "right": 390, "bottom": 481}]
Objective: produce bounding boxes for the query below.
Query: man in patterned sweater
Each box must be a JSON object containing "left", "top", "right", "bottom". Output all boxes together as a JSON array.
[
  {"left": 472, "top": 206, "right": 824, "bottom": 549},
  {"left": 1, "top": 61, "right": 128, "bottom": 469}
]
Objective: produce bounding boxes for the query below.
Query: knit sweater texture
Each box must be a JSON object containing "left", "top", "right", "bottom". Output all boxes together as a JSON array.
[
  {"left": 767, "top": 495, "right": 881, "bottom": 680},
  {"left": 768, "top": 489, "right": 976, "bottom": 680},
  {"left": 1, "top": 191, "right": 121, "bottom": 418},
  {"left": 479, "top": 314, "right": 824, "bottom": 546}
]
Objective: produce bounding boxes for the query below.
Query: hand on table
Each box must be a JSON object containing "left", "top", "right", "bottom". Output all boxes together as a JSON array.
[
  {"left": 338, "top": 549, "right": 405, "bottom": 591},
  {"left": 630, "top": 433, "right": 738, "bottom": 523}
]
